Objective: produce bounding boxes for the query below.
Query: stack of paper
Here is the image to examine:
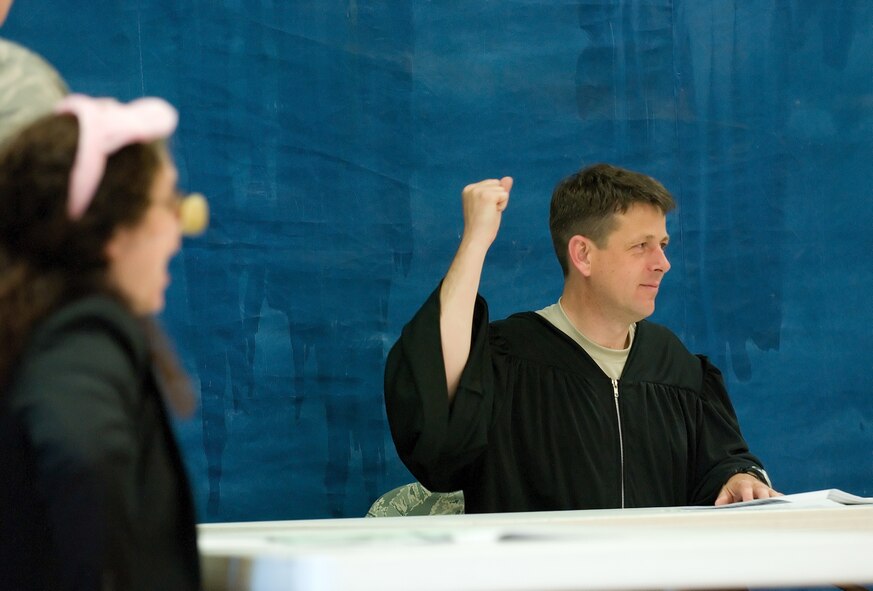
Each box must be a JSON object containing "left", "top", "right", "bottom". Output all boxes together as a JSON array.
[{"left": 689, "top": 489, "right": 873, "bottom": 510}]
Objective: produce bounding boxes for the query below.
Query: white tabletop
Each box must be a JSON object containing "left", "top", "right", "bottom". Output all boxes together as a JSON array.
[{"left": 199, "top": 502, "right": 873, "bottom": 590}]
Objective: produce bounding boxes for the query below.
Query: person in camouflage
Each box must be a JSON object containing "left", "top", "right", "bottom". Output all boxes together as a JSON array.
[{"left": 0, "top": 0, "right": 67, "bottom": 145}]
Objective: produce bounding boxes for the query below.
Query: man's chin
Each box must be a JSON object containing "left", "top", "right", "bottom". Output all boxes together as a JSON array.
[{"left": 634, "top": 303, "right": 656, "bottom": 321}]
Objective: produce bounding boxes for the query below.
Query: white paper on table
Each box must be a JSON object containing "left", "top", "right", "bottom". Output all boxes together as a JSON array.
[{"left": 682, "top": 488, "right": 873, "bottom": 510}]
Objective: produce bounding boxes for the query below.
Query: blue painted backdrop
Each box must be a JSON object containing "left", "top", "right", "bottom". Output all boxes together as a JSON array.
[{"left": 4, "top": 1, "right": 871, "bottom": 521}]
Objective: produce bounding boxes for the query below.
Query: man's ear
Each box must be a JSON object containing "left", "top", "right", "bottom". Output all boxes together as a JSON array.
[{"left": 567, "top": 235, "right": 594, "bottom": 277}]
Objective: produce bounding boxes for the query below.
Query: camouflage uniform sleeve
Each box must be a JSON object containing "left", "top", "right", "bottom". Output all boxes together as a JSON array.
[
  {"left": 366, "top": 482, "right": 465, "bottom": 517},
  {"left": 0, "top": 38, "right": 68, "bottom": 145}
]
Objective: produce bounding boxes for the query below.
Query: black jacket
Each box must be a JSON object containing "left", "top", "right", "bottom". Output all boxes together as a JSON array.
[{"left": 0, "top": 296, "right": 200, "bottom": 591}]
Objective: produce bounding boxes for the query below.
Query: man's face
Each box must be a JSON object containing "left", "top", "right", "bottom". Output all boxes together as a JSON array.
[{"left": 586, "top": 202, "right": 671, "bottom": 325}]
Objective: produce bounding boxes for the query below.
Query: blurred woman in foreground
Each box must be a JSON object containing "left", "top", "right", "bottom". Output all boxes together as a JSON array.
[{"left": 0, "top": 94, "right": 208, "bottom": 591}]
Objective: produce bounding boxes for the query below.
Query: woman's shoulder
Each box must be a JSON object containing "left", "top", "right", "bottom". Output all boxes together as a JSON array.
[{"left": 28, "top": 295, "right": 147, "bottom": 368}]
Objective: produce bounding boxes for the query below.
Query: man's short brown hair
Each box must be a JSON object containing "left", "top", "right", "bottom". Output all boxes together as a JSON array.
[{"left": 549, "top": 163, "right": 675, "bottom": 276}]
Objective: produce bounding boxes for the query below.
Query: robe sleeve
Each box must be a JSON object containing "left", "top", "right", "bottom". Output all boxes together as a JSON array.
[
  {"left": 689, "top": 355, "right": 767, "bottom": 505},
  {"left": 384, "top": 283, "right": 499, "bottom": 492}
]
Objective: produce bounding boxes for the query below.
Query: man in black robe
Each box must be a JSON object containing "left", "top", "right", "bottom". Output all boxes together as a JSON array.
[{"left": 384, "top": 163, "right": 779, "bottom": 513}]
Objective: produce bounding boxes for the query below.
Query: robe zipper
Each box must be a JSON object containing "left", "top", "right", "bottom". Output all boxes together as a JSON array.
[{"left": 611, "top": 378, "right": 625, "bottom": 509}]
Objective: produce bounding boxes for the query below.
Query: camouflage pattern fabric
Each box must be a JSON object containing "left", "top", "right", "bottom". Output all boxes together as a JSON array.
[
  {"left": 366, "top": 482, "right": 465, "bottom": 517},
  {"left": 0, "top": 38, "right": 67, "bottom": 146}
]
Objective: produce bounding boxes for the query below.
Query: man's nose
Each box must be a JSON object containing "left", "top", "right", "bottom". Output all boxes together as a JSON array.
[{"left": 653, "top": 247, "right": 670, "bottom": 273}]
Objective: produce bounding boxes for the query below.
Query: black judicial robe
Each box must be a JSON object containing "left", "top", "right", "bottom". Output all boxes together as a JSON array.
[{"left": 385, "top": 286, "right": 765, "bottom": 514}]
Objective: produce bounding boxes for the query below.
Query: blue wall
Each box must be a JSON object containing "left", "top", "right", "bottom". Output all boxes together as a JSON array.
[{"left": 4, "top": 0, "right": 871, "bottom": 521}]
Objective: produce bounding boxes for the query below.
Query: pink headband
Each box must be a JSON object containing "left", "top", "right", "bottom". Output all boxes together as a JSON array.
[{"left": 54, "top": 94, "right": 179, "bottom": 219}]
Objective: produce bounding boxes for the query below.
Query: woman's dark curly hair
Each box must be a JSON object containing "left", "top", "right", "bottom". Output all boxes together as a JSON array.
[{"left": 0, "top": 113, "right": 164, "bottom": 390}]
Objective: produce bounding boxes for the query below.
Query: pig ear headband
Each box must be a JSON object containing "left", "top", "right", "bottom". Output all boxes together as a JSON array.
[{"left": 54, "top": 94, "right": 178, "bottom": 220}]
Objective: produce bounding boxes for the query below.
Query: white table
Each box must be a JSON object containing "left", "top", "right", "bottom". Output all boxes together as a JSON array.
[{"left": 199, "top": 502, "right": 873, "bottom": 590}]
